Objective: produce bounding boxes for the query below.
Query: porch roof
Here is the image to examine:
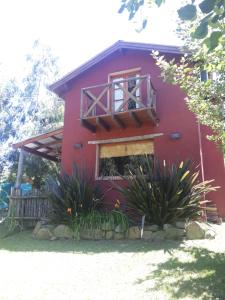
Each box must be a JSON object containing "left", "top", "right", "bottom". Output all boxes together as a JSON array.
[{"left": 12, "top": 127, "right": 63, "bottom": 162}]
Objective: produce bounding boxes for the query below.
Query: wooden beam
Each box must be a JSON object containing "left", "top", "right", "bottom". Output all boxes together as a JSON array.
[
  {"left": 80, "top": 119, "right": 96, "bottom": 133},
  {"left": 45, "top": 148, "right": 61, "bottom": 155},
  {"left": 12, "top": 127, "right": 63, "bottom": 149},
  {"left": 15, "top": 149, "right": 26, "bottom": 188},
  {"left": 51, "top": 136, "right": 62, "bottom": 141},
  {"left": 88, "top": 133, "right": 163, "bottom": 145},
  {"left": 96, "top": 117, "right": 111, "bottom": 131},
  {"left": 84, "top": 87, "right": 110, "bottom": 117},
  {"left": 33, "top": 141, "right": 53, "bottom": 152},
  {"left": 22, "top": 146, "right": 59, "bottom": 162},
  {"left": 130, "top": 111, "right": 142, "bottom": 127},
  {"left": 34, "top": 139, "right": 62, "bottom": 150},
  {"left": 146, "top": 108, "right": 158, "bottom": 125},
  {"left": 112, "top": 114, "right": 125, "bottom": 129}
]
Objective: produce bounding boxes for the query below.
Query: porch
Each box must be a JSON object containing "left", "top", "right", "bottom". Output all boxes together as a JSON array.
[
  {"left": 80, "top": 74, "right": 158, "bottom": 132},
  {"left": 7, "top": 128, "right": 63, "bottom": 222}
]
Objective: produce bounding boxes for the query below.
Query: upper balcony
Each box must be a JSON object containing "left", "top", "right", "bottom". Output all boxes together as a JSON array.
[{"left": 80, "top": 74, "right": 158, "bottom": 132}]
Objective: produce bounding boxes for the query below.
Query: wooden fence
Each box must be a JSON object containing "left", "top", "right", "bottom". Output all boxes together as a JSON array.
[{"left": 8, "top": 188, "right": 52, "bottom": 220}]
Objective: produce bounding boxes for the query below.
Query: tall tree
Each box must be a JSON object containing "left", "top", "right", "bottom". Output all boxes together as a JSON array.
[{"left": 0, "top": 40, "right": 63, "bottom": 185}]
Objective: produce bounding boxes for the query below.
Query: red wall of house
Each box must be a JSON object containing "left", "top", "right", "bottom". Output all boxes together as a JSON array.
[
  {"left": 200, "top": 125, "right": 225, "bottom": 216},
  {"left": 60, "top": 49, "right": 225, "bottom": 216}
]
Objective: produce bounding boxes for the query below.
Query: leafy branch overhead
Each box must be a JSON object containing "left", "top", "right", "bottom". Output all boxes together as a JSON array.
[{"left": 119, "top": 0, "right": 225, "bottom": 50}]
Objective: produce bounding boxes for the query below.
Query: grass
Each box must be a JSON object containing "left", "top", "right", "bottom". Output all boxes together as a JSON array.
[{"left": 0, "top": 224, "right": 225, "bottom": 300}]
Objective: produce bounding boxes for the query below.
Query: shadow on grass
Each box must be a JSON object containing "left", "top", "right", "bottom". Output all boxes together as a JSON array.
[
  {"left": 136, "top": 247, "right": 225, "bottom": 300},
  {"left": 0, "top": 225, "right": 181, "bottom": 254}
]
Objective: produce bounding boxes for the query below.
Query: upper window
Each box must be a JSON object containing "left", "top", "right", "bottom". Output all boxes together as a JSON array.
[
  {"left": 97, "top": 139, "right": 154, "bottom": 178},
  {"left": 109, "top": 68, "right": 141, "bottom": 113}
]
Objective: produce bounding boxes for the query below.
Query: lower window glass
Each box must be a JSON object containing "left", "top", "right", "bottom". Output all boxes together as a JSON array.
[{"left": 98, "top": 140, "right": 154, "bottom": 178}]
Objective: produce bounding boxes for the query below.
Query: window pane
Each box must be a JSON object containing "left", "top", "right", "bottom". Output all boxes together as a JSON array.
[
  {"left": 114, "top": 100, "right": 123, "bottom": 112},
  {"left": 99, "top": 154, "right": 154, "bottom": 177},
  {"left": 114, "top": 89, "right": 124, "bottom": 100}
]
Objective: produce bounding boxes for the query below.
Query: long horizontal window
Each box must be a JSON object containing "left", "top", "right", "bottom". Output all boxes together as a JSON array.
[{"left": 98, "top": 140, "right": 154, "bottom": 178}]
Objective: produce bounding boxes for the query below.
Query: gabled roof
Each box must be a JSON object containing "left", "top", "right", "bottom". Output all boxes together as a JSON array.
[{"left": 49, "top": 40, "right": 182, "bottom": 96}]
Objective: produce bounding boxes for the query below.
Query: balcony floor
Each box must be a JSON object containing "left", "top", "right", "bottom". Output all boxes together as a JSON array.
[{"left": 80, "top": 107, "right": 158, "bottom": 132}]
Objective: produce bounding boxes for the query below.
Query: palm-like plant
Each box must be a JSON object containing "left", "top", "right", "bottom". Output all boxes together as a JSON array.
[
  {"left": 119, "top": 156, "right": 216, "bottom": 228},
  {"left": 47, "top": 165, "right": 102, "bottom": 225}
]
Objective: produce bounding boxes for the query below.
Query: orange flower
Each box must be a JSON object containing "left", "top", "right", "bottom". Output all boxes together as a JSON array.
[{"left": 67, "top": 208, "right": 72, "bottom": 215}]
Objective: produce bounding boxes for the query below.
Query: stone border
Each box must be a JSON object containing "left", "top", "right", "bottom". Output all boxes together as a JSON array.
[{"left": 32, "top": 221, "right": 217, "bottom": 241}]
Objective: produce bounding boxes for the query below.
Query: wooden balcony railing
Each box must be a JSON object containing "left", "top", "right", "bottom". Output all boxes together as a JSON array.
[{"left": 80, "top": 75, "right": 158, "bottom": 132}]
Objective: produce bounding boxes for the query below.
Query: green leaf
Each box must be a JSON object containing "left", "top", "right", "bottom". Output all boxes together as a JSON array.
[
  {"left": 211, "top": 14, "right": 219, "bottom": 23},
  {"left": 205, "top": 31, "right": 223, "bottom": 50},
  {"left": 178, "top": 4, "right": 197, "bottom": 20},
  {"left": 199, "top": 0, "right": 216, "bottom": 14},
  {"left": 193, "top": 22, "right": 208, "bottom": 39}
]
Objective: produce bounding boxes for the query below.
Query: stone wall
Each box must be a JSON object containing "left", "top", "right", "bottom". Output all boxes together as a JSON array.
[{"left": 33, "top": 220, "right": 217, "bottom": 241}]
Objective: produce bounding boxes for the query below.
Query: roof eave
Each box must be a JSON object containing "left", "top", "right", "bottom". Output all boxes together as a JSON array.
[{"left": 49, "top": 40, "right": 183, "bottom": 96}]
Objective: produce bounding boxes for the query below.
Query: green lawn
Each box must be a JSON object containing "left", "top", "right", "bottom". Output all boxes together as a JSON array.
[{"left": 0, "top": 224, "right": 225, "bottom": 300}]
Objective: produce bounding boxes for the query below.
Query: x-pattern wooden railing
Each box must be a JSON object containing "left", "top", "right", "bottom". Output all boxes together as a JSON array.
[{"left": 81, "top": 74, "right": 156, "bottom": 118}]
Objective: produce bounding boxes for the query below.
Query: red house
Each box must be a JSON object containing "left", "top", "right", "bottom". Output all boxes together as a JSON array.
[{"left": 14, "top": 41, "right": 225, "bottom": 217}]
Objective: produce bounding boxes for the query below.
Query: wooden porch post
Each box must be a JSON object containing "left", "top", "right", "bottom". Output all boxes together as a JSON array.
[{"left": 15, "top": 149, "right": 26, "bottom": 189}]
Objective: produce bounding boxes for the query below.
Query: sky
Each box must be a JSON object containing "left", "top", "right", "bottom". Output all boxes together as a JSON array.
[{"left": 0, "top": 0, "right": 182, "bottom": 81}]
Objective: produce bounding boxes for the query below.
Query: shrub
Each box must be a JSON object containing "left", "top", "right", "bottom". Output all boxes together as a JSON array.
[
  {"left": 47, "top": 165, "right": 102, "bottom": 225},
  {"left": 79, "top": 210, "right": 129, "bottom": 231},
  {"left": 119, "top": 156, "right": 216, "bottom": 228}
]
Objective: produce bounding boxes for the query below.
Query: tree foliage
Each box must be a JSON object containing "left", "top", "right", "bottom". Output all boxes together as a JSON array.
[
  {"left": 119, "top": 0, "right": 225, "bottom": 50},
  {"left": 119, "top": 0, "right": 225, "bottom": 152},
  {"left": 152, "top": 44, "right": 225, "bottom": 151},
  {"left": 0, "top": 40, "right": 64, "bottom": 184}
]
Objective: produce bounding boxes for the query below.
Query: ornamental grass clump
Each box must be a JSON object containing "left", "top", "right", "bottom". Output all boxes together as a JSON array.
[
  {"left": 119, "top": 156, "right": 217, "bottom": 228},
  {"left": 47, "top": 165, "right": 102, "bottom": 225}
]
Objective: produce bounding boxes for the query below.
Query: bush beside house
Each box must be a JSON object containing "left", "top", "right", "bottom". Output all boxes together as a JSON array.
[{"left": 31, "top": 159, "right": 218, "bottom": 241}]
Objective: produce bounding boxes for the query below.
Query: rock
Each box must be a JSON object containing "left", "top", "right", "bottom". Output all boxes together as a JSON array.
[
  {"left": 205, "top": 229, "right": 216, "bottom": 239},
  {"left": 186, "top": 221, "right": 210, "bottom": 240},
  {"left": 32, "top": 221, "right": 43, "bottom": 236},
  {"left": 53, "top": 224, "right": 73, "bottom": 239},
  {"left": 175, "top": 221, "right": 186, "bottom": 229},
  {"left": 142, "top": 230, "right": 152, "bottom": 240},
  {"left": 164, "top": 227, "right": 185, "bottom": 240},
  {"left": 101, "top": 222, "right": 113, "bottom": 231},
  {"left": 163, "top": 224, "right": 173, "bottom": 230},
  {"left": 80, "top": 229, "right": 93, "bottom": 240},
  {"left": 93, "top": 229, "right": 104, "bottom": 240},
  {"left": 105, "top": 230, "right": 114, "bottom": 240},
  {"left": 144, "top": 225, "right": 159, "bottom": 232},
  {"left": 128, "top": 226, "right": 141, "bottom": 239},
  {"left": 151, "top": 231, "right": 166, "bottom": 241},
  {"left": 35, "top": 228, "right": 53, "bottom": 240},
  {"left": 115, "top": 224, "right": 124, "bottom": 233},
  {"left": 114, "top": 232, "right": 124, "bottom": 240}
]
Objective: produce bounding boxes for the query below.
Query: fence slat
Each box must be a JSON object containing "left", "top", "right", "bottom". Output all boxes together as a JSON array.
[{"left": 8, "top": 188, "right": 51, "bottom": 221}]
